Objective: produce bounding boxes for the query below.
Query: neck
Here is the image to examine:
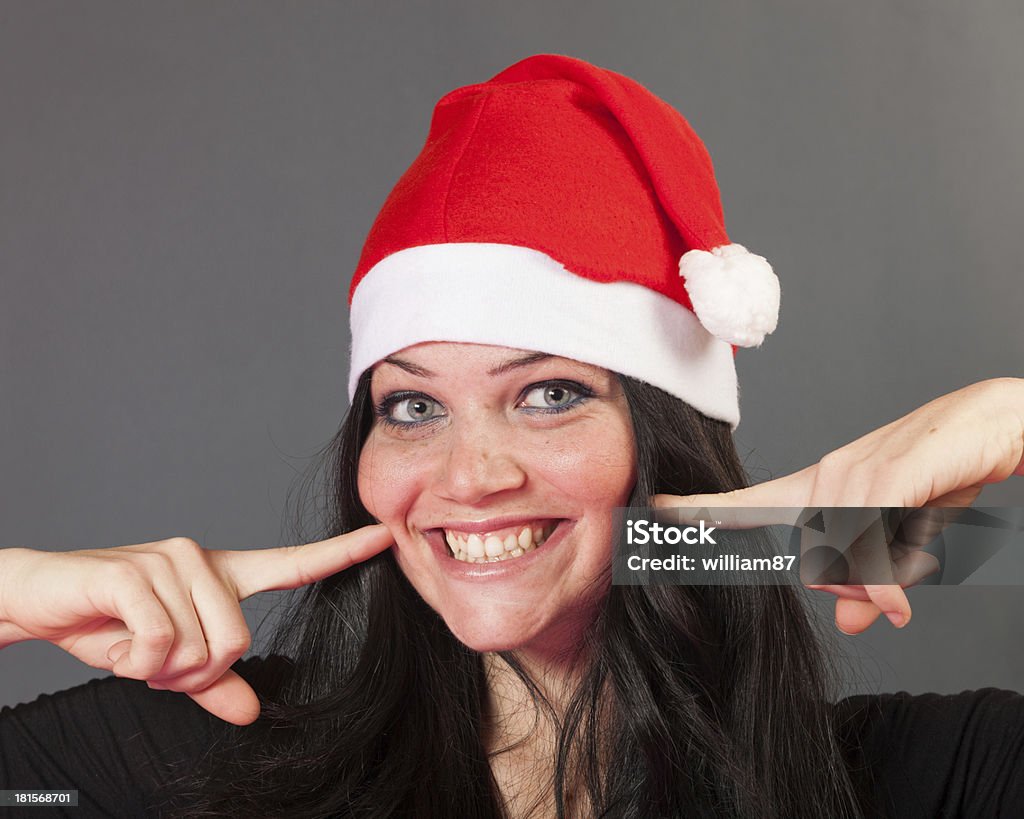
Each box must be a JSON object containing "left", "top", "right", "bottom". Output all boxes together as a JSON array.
[
  {"left": 479, "top": 606, "right": 605, "bottom": 818},
  {"left": 481, "top": 640, "right": 591, "bottom": 818},
  {"left": 482, "top": 620, "right": 596, "bottom": 806},
  {"left": 482, "top": 610, "right": 595, "bottom": 749},
  {"left": 483, "top": 649, "right": 576, "bottom": 750}
]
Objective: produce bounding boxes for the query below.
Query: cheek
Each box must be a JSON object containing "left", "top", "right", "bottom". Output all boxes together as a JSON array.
[
  {"left": 539, "top": 424, "right": 637, "bottom": 505},
  {"left": 357, "top": 434, "right": 424, "bottom": 525}
]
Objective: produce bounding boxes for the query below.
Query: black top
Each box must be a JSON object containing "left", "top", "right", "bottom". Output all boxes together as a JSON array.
[{"left": 2, "top": 657, "right": 1023, "bottom": 818}]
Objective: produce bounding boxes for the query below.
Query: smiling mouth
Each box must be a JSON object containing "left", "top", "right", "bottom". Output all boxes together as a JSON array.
[{"left": 442, "top": 521, "right": 559, "bottom": 563}]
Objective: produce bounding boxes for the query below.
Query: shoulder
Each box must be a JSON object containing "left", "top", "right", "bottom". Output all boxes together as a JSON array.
[
  {"left": 0, "top": 654, "right": 289, "bottom": 816},
  {"left": 1, "top": 653, "right": 289, "bottom": 757},
  {"left": 2, "top": 653, "right": 287, "bottom": 730},
  {"left": 835, "top": 688, "right": 1024, "bottom": 818}
]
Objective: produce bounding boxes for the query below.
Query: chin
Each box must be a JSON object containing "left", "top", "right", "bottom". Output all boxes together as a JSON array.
[
  {"left": 441, "top": 614, "right": 541, "bottom": 653},
  {"left": 439, "top": 598, "right": 604, "bottom": 656}
]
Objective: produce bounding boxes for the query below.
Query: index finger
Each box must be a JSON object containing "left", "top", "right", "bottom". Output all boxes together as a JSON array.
[
  {"left": 652, "top": 466, "right": 816, "bottom": 529},
  {"left": 211, "top": 524, "right": 394, "bottom": 600}
]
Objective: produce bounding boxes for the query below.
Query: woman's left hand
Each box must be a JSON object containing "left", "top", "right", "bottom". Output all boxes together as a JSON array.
[{"left": 654, "top": 377, "right": 1024, "bottom": 635}]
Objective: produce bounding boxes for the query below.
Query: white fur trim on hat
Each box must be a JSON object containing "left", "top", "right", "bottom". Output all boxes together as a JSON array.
[
  {"left": 349, "top": 243, "right": 743, "bottom": 427},
  {"left": 679, "top": 243, "right": 780, "bottom": 347}
]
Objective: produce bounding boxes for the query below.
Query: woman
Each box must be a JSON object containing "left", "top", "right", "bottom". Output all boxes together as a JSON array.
[{"left": 2, "top": 54, "right": 1023, "bottom": 818}]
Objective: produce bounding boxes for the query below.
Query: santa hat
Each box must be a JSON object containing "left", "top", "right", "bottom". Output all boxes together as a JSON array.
[{"left": 347, "top": 53, "right": 779, "bottom": 428}]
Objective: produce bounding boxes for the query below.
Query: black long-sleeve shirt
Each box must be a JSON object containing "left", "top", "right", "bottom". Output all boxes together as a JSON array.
[{"left": 2, "top": 657, "right": 1023, "bottom": 817}]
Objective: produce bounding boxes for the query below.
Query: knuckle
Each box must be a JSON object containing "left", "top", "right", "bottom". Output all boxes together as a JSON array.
[
  {"left": 812, "top": 453, "right": 852, "bottom": 490},
  {"left": 284, "top": 544, "right": 316, "bottom": 587},
  {"left": 809, "top": 459, "right": 845, "bottom": 496},
  {"left": 135, "top": 549, "right": 177, "bottom": 575},
  {"left": 816, "top": 450, "right": 848, "bottom": 473},
  {"left": 163, "top": 536, "right": 203, "bottom": 557},
  {"left": 971, "top": 376, "right": 1018, "bottom": 396},
  {"left": 137, "top": 621, "right": 175, "bottom": 648},
  {"left": 176, "top": 645, "right": 210, "bottom": 669},
  {"left": 106, "top": 558, "right": 146, "bottom": 586},
  {"left": 208, "top": 630, "right": 251, "bottom": 656}
]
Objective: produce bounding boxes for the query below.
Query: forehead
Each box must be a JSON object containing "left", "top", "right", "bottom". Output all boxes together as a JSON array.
[{"left": 372, "top": 341, "right": 610, "bottom": 381}]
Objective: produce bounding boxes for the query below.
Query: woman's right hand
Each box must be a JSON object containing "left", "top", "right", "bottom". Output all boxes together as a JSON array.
[{"left": 0, "top": 525, "right": 393, "bottom": 726}]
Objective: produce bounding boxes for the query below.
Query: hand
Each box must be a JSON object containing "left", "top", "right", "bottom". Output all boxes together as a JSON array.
[
  {"left": 0, "top": 525, "right": 393, "bottom": 725},
  {"left": 654, "top": 378, "right": 1024, "bottom": 634}
]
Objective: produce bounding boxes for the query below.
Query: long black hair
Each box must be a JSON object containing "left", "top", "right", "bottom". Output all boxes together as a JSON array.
[{"left": 166, "top": 372, "right": 867, "bottom": 818}]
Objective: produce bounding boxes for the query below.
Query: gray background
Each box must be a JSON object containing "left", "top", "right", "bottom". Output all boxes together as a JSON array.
[{"left": 1, "top": 1, "right": 1022, "bottom": 709}]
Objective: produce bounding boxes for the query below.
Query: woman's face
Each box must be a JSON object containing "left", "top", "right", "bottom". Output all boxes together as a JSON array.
[{"left": 358, "top": 342, "right": 636, "bottom": 655}]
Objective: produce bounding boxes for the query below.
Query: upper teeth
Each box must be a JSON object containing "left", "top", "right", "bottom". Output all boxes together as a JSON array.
[{"left": 444, "top": 522, "right": 556, "bottom": 563}]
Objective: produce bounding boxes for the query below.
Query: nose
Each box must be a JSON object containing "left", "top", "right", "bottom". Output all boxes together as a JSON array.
[{"left": 435, "top": 421, "right": 527, "bottom": 506}]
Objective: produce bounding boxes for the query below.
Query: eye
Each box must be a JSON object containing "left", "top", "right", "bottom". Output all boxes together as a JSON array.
[
  {"left": 519, "top": 381, "right": 589, "bottom": 411},
  {"left": 379, "top": 393, "right": 446, "bottom": 425}
]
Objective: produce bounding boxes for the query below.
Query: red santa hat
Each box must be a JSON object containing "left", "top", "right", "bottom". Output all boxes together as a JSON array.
[{"left": 347, "top": 53, "right": 780, "bottom": 427}]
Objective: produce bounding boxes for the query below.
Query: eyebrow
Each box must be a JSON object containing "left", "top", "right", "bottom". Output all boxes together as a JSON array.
[
  {"left": 487, "top": 351, "right": 552, "bottom": 376},
  {"left": 380, "top": 352, "right": 553, "bottom": 379},
  {"left": 381, "top": 356, "right": 435, "bottom": 377}
]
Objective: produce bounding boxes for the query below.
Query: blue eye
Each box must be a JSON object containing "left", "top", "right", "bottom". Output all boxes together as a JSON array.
[
  {"left": 520, "top": 381, "right": 590, "bottom": 412},
  {"left": 377, "top": 393, "right": 446, "bottom": 426}
]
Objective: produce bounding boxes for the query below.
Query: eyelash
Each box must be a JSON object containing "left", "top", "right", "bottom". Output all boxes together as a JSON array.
[
  {"left": 373, "top": 390, "right": 441, "bottom": 430},
  {"left": 520, "top": 380, "right": 595, "bottom": 415},
  {"left": 373, "top": 380, "right": 595, "bottom": 430}
]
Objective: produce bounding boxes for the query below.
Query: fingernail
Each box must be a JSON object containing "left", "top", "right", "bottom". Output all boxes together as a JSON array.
[
  {"left": 106, "top": 640, "right": 131, "bottom": 664},
  {"left": 885, "top": 611, "right": 906, "bottom": 628}
]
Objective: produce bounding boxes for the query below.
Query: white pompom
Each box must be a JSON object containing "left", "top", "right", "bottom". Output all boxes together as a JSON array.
[{"left": 679, "top": 243, "right": 780, "bottom": 347}]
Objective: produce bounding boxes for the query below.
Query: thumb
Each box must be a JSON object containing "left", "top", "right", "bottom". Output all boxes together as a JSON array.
[
  {"left": 833, "top": 598, "right": 886, "bottom": 635},
  {"left": 182, "top": 669, "right": 262, "bottom": 725}
]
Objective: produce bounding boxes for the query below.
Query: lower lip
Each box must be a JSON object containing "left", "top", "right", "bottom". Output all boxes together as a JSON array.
[{"left": 424, "top": 520, "right": 575, "bottom": 581}]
